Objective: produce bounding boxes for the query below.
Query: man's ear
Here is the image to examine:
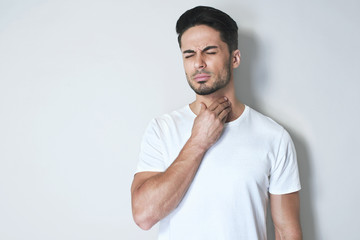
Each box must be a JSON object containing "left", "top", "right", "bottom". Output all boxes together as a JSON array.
[{"left": 232, "top": 49, "right": 241, "bottom": 69}]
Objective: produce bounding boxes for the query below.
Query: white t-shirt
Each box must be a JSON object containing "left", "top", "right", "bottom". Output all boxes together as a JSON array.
[{"left": 136, "top": 105, "right": 301, "bottom": 240}]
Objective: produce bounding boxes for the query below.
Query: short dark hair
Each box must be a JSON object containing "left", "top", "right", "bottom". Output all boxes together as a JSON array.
[{"left": 176, "top": 6, "right": 238, "bottom": 53}]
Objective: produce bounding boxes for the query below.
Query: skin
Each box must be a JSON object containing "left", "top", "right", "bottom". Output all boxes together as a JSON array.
[
  {"left": 131, "top": 25, "right": 302, "bottom": 239},
  {"left": 271, "top": 192, "right": 302, "bottom": 240}
]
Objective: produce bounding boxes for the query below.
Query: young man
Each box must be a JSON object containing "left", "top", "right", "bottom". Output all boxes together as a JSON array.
[{"left": 131, "top": 6, "right": 302, "bottom": 240}]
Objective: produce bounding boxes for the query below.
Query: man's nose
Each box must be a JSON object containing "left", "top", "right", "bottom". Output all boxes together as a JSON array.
[{"left": 194, "top": 54, "right": 206, "bottom": 69}]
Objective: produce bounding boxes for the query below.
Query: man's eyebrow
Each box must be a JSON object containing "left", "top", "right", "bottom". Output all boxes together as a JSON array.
[
  {"left": 182, "top": 46, "right": 219, "bottom": 54},
  {"left": 182, "top": 49, "right": 195, "bottom": 54},
  {"left": 202, "top": 46, "right": 218, "bottom": 51}
]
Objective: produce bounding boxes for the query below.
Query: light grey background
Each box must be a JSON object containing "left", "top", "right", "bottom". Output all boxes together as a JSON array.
[{"left": 1, "top": 0, "right": 359, "bottom": 239}]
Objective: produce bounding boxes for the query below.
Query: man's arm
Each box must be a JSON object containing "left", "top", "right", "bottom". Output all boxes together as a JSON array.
[
  {"left": 131, "top": 97, "right": 231, "bottom": 230},
  {"left": 270, "top": 191, "right": 302, "bottom": 240}
]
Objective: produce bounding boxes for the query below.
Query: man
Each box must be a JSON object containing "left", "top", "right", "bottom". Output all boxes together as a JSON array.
[{"left": 131, "top": 6, "right": 302, "bottom": 240}]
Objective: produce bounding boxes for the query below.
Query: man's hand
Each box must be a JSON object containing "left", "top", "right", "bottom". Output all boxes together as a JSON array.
[{"left": 191, "top": 97, "right": 231, "bottom": 151}]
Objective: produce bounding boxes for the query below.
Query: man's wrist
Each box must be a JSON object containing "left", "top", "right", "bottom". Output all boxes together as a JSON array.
[{"left": 187, "top": 135, "right": 210, "bottom": 153}]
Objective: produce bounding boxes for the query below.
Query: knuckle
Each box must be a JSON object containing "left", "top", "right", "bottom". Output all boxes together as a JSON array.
[
  {"left": 203, "top": 109, "right": 211, "bottom": 117},
  {"left": 204, "top": 110, "right": 216, "bottom": 120}
]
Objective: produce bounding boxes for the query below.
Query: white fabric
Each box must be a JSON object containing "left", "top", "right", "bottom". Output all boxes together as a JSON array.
[{"left": 136, "top": 105, "right": 301, "bottom": 240}]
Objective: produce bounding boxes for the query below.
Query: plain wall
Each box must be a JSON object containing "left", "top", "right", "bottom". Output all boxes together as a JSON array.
[{"left": 1, "top": 0, "right": 359, "bottom": 239}]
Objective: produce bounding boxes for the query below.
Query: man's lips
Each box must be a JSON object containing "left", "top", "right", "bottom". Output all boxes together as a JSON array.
[{"left": 193, "top": 73, "right": 211, "bottom": 82}]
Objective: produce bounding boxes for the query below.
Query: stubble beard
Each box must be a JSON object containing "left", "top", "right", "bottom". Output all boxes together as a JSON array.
[{"left": 186, "top": 60, "right": 232, "bottom": 96}]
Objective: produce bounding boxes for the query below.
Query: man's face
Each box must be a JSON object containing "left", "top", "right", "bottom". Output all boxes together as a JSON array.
[{"left": 180, "top": 25, "right": 232, "bottom": 95}]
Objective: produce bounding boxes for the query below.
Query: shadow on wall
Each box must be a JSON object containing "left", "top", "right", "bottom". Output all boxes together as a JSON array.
[
  {"left": 234, "top": 30, "right": 265, "bottom": 111},
  {"left": 234, "top": 30, "right": 318, "bottom": 240}
]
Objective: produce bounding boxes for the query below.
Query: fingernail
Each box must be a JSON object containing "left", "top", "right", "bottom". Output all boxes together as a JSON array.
[{"left": 224, "top": 97, "right": 228, "bottom": 100}]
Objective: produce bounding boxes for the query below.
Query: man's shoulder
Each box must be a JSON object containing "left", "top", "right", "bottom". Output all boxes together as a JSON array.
[
  {"left": 160, "top": 105, "right": 190, "bottom": 119},
  {"left": 246, "top": 106, "right": 285, "bottom": 135},
  {"left": 150, "top": 105, "right": 194, "bottom": 130}
]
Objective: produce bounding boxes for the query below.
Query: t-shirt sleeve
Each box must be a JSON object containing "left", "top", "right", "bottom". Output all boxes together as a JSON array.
[
  {"left": 269, "top": 129, "right": 301, "bottom": 194},
  {"left": 135, "top": 119, "right": 166, "bottom": 174}
]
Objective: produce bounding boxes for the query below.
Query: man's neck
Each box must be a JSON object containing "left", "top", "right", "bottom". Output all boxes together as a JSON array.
[{"left": 189, "top": 88, "right": 245, "bottom": 123}]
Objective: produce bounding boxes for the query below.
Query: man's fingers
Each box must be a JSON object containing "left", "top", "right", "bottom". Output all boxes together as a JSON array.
[
  {"left": 208, "top": 97, "right": 228, "bottom": 111},
  {"left": 200, "top": 96, "right": 231, "bottom": 122},
  {"left": 218, "top": 106, "right": 231, "bottom": 122},
  {"left": 213, "top": 100, "right": 231, "bottom": 116}
]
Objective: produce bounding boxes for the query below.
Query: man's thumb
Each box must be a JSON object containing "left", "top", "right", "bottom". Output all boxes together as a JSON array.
[{"left": 200, "top": 102, "right": 207, "bottom": 113}]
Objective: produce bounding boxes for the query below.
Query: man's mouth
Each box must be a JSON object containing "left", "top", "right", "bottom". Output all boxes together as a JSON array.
[{"left": 193, "top": 73, "right": 211, "bottom": 83}]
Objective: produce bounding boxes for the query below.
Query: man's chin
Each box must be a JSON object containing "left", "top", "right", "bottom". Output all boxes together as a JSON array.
[
  {"left": 193, "top": 88, "right": 218, "bottom": 96},
  {"left": 188, "top": 79, "right": 228, "bottom": 96}
]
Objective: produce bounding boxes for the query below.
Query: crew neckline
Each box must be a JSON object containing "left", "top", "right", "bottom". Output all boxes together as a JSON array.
[{"left": 185, "top": 104, "right": 249, "bottom": 127}]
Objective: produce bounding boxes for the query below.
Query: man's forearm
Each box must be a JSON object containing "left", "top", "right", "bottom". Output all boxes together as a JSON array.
[
  {"left": 275, "top": 227, "right": 302, "bottom": 240},
  {"left": 131, "top": 137, "right": 206, "bottom": 230},
  {"left": 271, "top": 192, "right": 302, "bottom": 240}
]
